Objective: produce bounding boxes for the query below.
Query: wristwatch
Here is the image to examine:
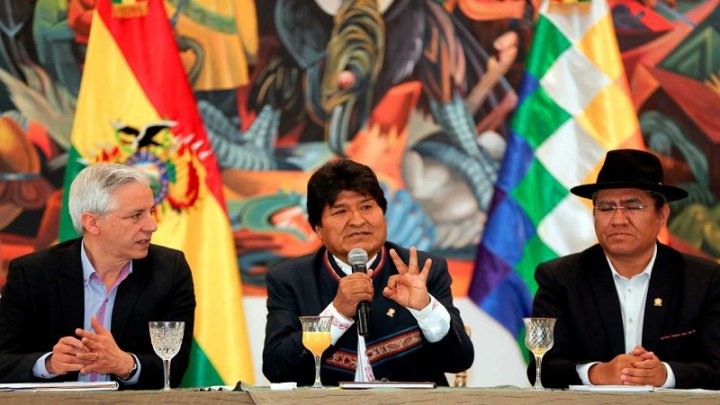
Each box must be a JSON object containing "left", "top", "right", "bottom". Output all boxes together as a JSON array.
[{"left": 118, "top": 356, "right": 139, "bottom": 382}]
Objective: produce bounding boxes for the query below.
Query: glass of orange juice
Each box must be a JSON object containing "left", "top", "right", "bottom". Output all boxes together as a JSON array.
[{"left": 299, "top": 315, "right": 333, "bottom": 389}]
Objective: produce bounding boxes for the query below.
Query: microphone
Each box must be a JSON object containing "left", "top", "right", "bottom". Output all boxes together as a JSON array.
[{"left": 348, "top": 248, "right": 371, "bottom": 337}]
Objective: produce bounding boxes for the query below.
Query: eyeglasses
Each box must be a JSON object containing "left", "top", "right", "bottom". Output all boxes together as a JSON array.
[{"left": 593, "top": 203, "right": 648, "bottom": 217}]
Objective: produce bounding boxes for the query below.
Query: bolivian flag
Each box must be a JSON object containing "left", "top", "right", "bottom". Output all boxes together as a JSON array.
[{"left": 59, "top": 0, "right": 253, "bottom": 386}]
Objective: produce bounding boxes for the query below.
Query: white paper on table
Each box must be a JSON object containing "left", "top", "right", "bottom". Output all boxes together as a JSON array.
[
  {"left": 339, "top": 381, "right": 436, "bottom": 389},
  {"left": 270, "top": 382, "right": 297, "bottom": 390},
  {"left": 654, "top": 388, "right": 720, "bottom": 394},
  {"left": 568, "top": 385, "right": 653, "bottom": 392},
  {"left": 0, "top": 381, "right": 119, "bottom": 392}
]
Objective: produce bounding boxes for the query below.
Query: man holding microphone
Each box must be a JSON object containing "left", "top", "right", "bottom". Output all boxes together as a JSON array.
[{"left": 263, "top": 159, "right": 473, "bottom": 386}]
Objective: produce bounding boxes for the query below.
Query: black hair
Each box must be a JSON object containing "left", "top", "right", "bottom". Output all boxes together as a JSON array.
[
  {"left": 306, "top": 159, "right": 387, "bottom": 229},
  {"left": 647, "top": 191, "right": 667, "bottom": 210}
]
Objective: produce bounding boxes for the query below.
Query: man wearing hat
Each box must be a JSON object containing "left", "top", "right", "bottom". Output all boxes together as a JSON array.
[{"left": 528, "top": 149, "right": 720, "bottom": 389}]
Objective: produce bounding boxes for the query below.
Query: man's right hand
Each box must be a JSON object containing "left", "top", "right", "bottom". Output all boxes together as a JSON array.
[
  {"left": 332, "top": 270, "right": 375, "bottom": 319},
  {"left": 46, "top": 336, "right": 92, "bottom": 375},
  {"left": 588, "top": 353, "right": 643, "bottom": 385}
]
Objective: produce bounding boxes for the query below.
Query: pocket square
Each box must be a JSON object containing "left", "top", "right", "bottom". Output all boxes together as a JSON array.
[{"left": 659, "top": 329, "right": 696, "bottom": 340}]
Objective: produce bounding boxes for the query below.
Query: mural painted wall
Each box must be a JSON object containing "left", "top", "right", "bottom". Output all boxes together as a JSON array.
[{"left": 0, "top": 0, "right": 718, "bottom": 386}]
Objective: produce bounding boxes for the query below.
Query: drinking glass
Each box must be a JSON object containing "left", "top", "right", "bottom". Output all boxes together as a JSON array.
[
  {"left": 299, "top": 315, "right": 333, "bottom": 389},
  {"left": 149, "top": 321, "right": 185, "bottom": 391},
  {"left": 523, "top": 317, "right": 556, "bottom": 390}
]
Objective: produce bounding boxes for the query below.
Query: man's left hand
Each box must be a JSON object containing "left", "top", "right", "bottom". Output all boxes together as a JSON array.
[
  {"left": 383, "top": 247, "right": 431, "bottom": 310},
  {"left": 620, "top": 345, "right": 668, "bottom": 387},
  {"left": 75, "top": 316, "right": 135, "bottom": 378}
]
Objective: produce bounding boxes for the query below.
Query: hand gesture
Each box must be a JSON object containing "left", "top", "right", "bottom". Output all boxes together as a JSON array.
[
  {"left": 46, "top": 336, "right": 92, "bottom": 375},
  {"left": 75, "top": 316, "right": 135, "bottom": 377},
  {"left": 620, "top": 345, "right": 668, "bottom": 387},
  {"left": 383, "top": 247, "right": 431, "bottom": 310},
  {"left": 332, "top": 270, "right": 375, "bottom": 319},
  {"left": 588, "top": 352, "right": 643, "bottom": 385}
]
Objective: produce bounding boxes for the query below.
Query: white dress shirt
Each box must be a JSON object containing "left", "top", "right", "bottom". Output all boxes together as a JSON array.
[
  {"left": 322, "top": 253, "right": 451, "bottom": 382},
  {"left": 576, "top": 245, "right": 675, "bottom": 387}
]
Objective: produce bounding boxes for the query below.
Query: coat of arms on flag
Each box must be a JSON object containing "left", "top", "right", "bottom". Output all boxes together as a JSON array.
[
  {"left": 111, "top": 0, "right": 149, "bottom": 18},
  {"left": 88, "top": 119, "right": 202, "bottom": 218}
]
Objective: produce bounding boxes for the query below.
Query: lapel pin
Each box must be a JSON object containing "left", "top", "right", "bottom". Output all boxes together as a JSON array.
[
  {"left": 386, "top": 308, "right": 395, "bottom": 317},
  {"left": 654, "top": 298, "right": 663, "bottom": 307}
]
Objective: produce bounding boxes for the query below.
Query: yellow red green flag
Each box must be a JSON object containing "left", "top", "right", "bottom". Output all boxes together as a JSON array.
[{"left": 59, "top": 0, "right": 253, "bottom": 386}]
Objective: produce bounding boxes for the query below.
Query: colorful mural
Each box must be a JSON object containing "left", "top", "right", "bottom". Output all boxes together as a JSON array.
[{"left": 0, "top": 0, "right": 718, "bottom": 385}]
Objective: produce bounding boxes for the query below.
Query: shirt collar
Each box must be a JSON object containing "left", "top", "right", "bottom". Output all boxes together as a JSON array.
[
  {"left": 81, "top": 239, "right": 133, "bottom": 284},
  {"left": 606, "top": 244, "right": 657, "bottom": 281}
]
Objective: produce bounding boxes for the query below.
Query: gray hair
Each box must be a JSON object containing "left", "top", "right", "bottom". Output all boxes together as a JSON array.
[{"left": 68, "top": 163, "right": 150, "bottom": 234}]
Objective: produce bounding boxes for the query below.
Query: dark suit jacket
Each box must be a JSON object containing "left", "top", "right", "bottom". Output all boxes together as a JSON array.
[
  {"left": 262, "top": 242, "right": 474, "bottom": 386},
  {"left": 0, "top": 238, "right": 196, "bottom": 389},
  {"left": 529, "top": 242, "right": 720, "bottom": 389}
]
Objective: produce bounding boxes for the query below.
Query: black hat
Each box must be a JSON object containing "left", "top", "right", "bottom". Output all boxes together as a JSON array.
[{"left": 570, "top": 149, "right": 688, "bottom": 201}]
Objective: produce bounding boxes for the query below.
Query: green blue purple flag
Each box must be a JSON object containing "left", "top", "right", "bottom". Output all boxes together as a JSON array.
[{"left": 470, "top": 0, "right": 644, "bottom": 336}]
